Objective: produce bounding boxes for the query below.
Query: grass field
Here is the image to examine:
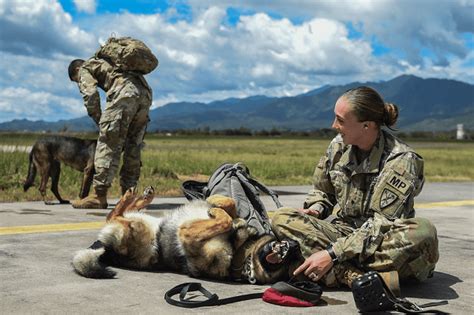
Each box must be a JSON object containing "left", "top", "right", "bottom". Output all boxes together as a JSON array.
[{"left": 1, "top": 133, "right": 473, "bottom": 202}]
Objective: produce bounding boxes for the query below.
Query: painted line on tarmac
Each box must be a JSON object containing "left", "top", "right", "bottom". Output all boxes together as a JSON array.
[
  {"left": 415, "top": 200, "right": 474, "bottom": 209},
  {"left": 0, "top": 200, "right": 472, "bottom": 236},
  {"left": 0, "top": 221, "right": 104, "bottom": 236}
]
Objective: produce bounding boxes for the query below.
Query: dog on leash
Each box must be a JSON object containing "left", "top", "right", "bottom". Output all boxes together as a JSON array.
[
  {"left": 23, "top": 136, "right": 96, "bottom": 204},
  {"left": 72, "top": 186, "right": 294, "bottom": 283}
]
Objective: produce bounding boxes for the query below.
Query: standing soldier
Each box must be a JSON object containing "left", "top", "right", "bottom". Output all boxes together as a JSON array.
[
  {"left": 266, "top": 86, "right": 438, "bottom": 290},
  {"left": 68, "top": 38, "right": 155, "bottom": 209}
]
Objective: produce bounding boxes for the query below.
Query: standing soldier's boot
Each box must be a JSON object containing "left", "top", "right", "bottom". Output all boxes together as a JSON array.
[{"left": 71, "top": 188, "right": 108, "bottom": 209}]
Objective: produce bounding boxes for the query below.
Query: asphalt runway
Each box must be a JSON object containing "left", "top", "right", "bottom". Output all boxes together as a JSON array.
[{"left": 0, "top": 183, "right": 473, "bottom": 314}]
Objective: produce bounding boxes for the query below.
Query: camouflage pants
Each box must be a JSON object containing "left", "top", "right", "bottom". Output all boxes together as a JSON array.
[
  {"left": 93, "top": 86, "right": 152, "bottom": 191},
  {"left": 271, "top": 207, "right": 439, "bottom": 286}
]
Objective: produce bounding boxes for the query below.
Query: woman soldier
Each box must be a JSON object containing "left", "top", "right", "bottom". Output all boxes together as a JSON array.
[{"left": 269, "top": 86, "right": 439, "bottom": 288}]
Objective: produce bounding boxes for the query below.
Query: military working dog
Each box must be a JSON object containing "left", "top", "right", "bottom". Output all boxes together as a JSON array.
[
  {"left": 72, "top": 187, "right": 293, "bottom": 283},
  {"left": 23, "top": 136, "right": 96, "bottom": 204}
]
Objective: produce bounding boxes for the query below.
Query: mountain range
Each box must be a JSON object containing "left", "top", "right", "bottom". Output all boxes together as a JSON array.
[{"left": 2, "top": 75, "right": 473, "bottom": 132}]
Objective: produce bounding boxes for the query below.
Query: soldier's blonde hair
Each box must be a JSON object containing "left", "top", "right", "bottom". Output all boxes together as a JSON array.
[{"left": 341, "top": 86, "right": 399, "bottom": 128}]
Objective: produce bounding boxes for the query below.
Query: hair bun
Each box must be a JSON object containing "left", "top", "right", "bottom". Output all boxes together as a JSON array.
[{"left": 383, "top": 103, "right": 399, "bottom": 127}]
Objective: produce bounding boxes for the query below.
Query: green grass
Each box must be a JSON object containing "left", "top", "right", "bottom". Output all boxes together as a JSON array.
[{"left": 1, "top": 135, "right": 473, "bottom": 202}]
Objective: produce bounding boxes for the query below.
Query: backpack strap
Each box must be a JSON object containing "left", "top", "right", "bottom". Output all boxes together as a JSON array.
[
  {"left": 244, "top": 175, "right": 283, "bottom": 209},
  {"left": 164, "top": 282, "right": 262, "bottom": 308},
  {"left": 181, "top": 180, "right": 207, "bottom": 200}
]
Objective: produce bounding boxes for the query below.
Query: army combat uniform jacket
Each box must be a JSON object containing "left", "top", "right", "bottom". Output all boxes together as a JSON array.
[
  {"left": 77, "top": 58, "right": 152, "bottom": 191},
  {"left": 78, "top": 58, "right": 152, "bottom": 126},
  {"left": 271, "top": 130, "right": 439, "bottom": 284}
]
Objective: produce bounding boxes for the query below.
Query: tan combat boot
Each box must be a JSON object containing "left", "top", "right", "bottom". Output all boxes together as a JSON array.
[
  {"left": 333, "top": 263, "right": 401, "bottom": 295},
  {"left": 379, "top": 270, "right": 401, "bottom": 297},
  {"left": 333, "top": 262, "right": 365, "bottom": 288},
  {"left": 71, "top": 188, "right": 108, "bottom": 209}
]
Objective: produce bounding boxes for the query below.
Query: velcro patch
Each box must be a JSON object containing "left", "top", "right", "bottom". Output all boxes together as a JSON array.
[
  {"left": 380, "top": 188, "right": 398, "bottom": 209},
  {"left": 387, "top": 174, "right": 410, "bottom": 194}
]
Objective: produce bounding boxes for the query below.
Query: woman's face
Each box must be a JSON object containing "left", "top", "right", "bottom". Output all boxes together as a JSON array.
[{"left": 331, "top": 97, "right": 366, "bottom": 146}]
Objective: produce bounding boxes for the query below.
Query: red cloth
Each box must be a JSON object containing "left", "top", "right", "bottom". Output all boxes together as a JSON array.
[{"left": 262, "top": 288, "right": 315, "bottom": 307}]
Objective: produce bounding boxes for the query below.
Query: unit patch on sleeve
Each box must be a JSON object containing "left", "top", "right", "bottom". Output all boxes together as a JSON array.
[
  {"left": 387, "top": 174, "right": 410, "bottom": 194},
  {"left": 380, "top": 188, "right": 398, "bottom": 209}
]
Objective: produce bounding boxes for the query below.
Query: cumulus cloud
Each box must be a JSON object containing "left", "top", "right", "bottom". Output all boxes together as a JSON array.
[
  {"left": 83, "top": 6, "right": 384, "bottom": 105},
  {"left": 0, "top": 0, "right": 472, "bottom": 122},
  {"left": 73, "top": 0, "right": 96, "bottom": 14},
  {"left": 189, "top": 0, "right": 473, "bottom": 70},
  {"left": 0, "top": 87, "right": 83, "bottom": 122},
  {"left": 0, "top": 0, "right": 96, "bottom": 58}
]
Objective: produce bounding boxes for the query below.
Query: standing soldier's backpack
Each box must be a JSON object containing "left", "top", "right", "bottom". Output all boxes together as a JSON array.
[
  {"left": 181, "top": 162, "right": 283, "bottom": 237},
  {"left": 96, "top": 36, "right": 158, "bottom": 74}
]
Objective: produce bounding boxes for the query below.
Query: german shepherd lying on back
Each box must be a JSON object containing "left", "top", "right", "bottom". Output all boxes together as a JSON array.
[
  {"left": 23, "top": 136, "right": 96, "bottom": 204},
  {"left": 72, "top": 187, "right": 293, "bottom": 283}
]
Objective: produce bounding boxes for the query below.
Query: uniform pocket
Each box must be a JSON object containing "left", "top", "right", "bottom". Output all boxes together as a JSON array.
[{"left": 99, "top": 111, "right": 123, "bottom": 144}]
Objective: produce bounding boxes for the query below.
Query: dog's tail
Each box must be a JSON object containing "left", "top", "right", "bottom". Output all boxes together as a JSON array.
[
  {"left": 23, "top": 150, "right": 36, "bottom": 192},
  {"left": 72, "top": 241, "right": 117, "bottom": 279}
]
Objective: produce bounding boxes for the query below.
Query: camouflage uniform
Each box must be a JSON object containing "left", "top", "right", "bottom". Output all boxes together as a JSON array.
[
  {"left": 78, "top": 58, "right": 152, "bottom": 192},
  {"left": 271, "top": 130, "right": 439, "bottom": 286}
]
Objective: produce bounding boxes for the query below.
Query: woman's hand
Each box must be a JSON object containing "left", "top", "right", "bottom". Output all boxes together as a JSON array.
[
  {"left": 297, "top": 208, "right": 320, "bottom": 217},
  {"left": 293, "top": 250, "right": 333, "bottom": 282}
]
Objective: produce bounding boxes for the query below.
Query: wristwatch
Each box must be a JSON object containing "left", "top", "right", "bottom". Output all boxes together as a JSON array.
[{"left": 326, "top": 244, "right": 339, "bottom": 264}]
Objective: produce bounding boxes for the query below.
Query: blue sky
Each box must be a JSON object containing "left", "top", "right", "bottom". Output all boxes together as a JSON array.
[{"left": 0, "top": 0, "right": 473, "bottom": 122}]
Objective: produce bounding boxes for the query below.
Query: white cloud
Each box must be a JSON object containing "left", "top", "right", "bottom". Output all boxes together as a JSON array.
[
  {"left": 0, "top": 87, "right": 82, "bottom": 122},
  {"left": 0, "top": 0, "right": 96, "bottom": 57},
  {"left": 0, "top": 52, "right": 78, "bottom": 95},
  {"left": 188, "top": 0, "right": 473, "bottom": 70},
  {"left": 73, "top": 0, "right": 96, "bottom": 14},
  {"left": 84, "top": 7, "right": 383, "bottom": 97},
  {"left": 0, "top": 0, "right": 472, "bottom": 122},
  {"left": 251, "top": 64, "right": 274, "bottom": 77}
]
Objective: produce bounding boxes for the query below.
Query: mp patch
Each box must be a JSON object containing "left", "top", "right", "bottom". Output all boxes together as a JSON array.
[
  {"left": 380, "top": 188, "right": 398, "bottom": 209},
  {"left": 387, "top": 174, "right": 410, "bottom": 194}
]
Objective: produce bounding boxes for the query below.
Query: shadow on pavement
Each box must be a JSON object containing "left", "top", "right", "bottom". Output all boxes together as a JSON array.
[{"left": 402, "top": 271, "right": 460, "bottom": 300}]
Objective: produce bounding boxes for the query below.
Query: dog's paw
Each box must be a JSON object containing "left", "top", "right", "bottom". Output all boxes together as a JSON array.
[
  {"left": 233, "top": 220, "right": 252, "bottom": 249},
  {"left": 246, "top": 226, "right": 259, "bottom": 238},
  {"left": 137, "top": 186, "right": 155, "bottom": 208},
  {"left": 207, "top": 207, "right": 219, "bottom": 218},
  {"left": 144, "top": 186, "right": 154, "bottom": 197},
  {"left": 123, "top": 187, "right": 137, "bottom": 199},
  {"left": 232, "top": 218, "right": 247, "bottom": 231},
  {"left": 206, "top": 195, "right": 237, "bottom": 218}
]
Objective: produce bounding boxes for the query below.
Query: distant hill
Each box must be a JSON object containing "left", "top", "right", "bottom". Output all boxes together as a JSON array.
[{"left": 1, "top": 75, "right": 472, "bottom": 132}]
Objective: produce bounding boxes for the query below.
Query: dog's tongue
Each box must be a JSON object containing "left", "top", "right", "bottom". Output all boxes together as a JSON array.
[{"left": 265, "top": 251, "right": 282, "bottom": 264}]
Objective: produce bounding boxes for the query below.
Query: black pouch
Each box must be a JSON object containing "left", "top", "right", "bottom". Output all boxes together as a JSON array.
[
  {"left": 352, "top": 271, "right": 396, "bottom": 312},
  {"left": 352, "top": 271, "right": 448, "bottom": 314}
]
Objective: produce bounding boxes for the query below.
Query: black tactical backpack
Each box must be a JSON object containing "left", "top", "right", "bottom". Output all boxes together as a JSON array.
[
  {"left": 95, "top": 36, "right": 158, "bottom": 74},
  {"left": 181, "top": 162, "right": 283, "bottom": 237}
]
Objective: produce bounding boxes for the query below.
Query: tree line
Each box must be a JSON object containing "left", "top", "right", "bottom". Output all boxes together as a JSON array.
[{"left": 151, "top": 127, "right": 473, "bottom": 140}]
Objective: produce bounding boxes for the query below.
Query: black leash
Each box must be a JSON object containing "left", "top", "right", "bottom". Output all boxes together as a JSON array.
[{"left": 164, "top": 282, "right": 262, "bottom": 308}]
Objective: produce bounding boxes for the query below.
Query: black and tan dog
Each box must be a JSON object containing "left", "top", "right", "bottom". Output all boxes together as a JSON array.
[
  {"left": 72, "top": 187, "right": 294, "bottom": 283},
  {"left": 23, "top": 136, "right": 96, "bottom": 204}
]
